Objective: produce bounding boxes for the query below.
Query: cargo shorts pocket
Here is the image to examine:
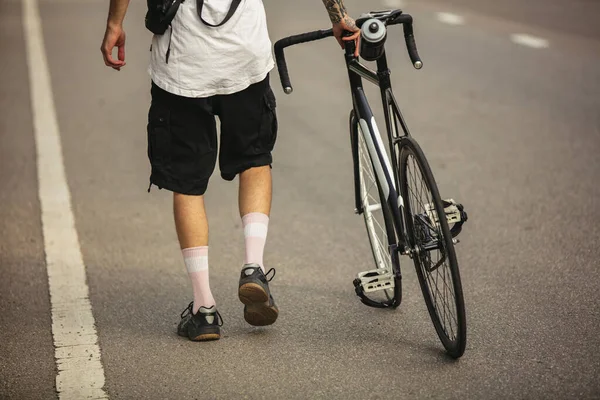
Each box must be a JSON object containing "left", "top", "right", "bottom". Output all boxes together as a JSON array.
[
  {"left": 147, "top": 105, "right": 172, "bottom": 170},
  {"left": 260, "top": 88, "right": 278, "bottom": 151}
]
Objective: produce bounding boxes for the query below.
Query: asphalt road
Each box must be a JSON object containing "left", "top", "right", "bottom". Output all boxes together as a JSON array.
[
  {"left": 1, "top": 0, "right": 599, "bottom": 399},
  {"left": 431, "top": 0, "right": 600, "bottom": 40}
]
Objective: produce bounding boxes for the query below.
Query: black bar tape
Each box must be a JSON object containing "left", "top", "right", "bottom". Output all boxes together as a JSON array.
[
  {"left": 388, "top": 13, "right": 411, "bottom": 26},
  {"left": 274, "top": 29, "right": 333, "bottom": 94},
  {"left": 402, "top": 22, "right": 422, "bottom": 69},
  {"left": 274, "top": 41, "right": 292, "bottom": 93}
]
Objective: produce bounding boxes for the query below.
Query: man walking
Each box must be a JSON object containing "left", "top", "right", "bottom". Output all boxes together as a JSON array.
[{"left": 100, "top": 0, "right": 359, "bottom": 341}]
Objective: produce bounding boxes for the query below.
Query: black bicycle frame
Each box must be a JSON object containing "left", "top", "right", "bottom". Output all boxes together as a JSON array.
[{"left": 345, "top": 39, "right": 412, "bottom": 253}]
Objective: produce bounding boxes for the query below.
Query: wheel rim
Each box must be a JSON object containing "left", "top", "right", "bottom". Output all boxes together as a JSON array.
[
  {"left": 357, "top": 128, "right": 394, "bottom": 301},
  {"left": 403, "top": 151, "right": 460, "bottom": 344}
]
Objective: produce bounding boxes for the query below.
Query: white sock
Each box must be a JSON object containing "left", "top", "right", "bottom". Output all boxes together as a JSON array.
[
  {"left": 182, "top": 246, "right": 216, "bottom": 314},
  {"left": 242, "top": 212, "right": 269, "bottom": 272}
]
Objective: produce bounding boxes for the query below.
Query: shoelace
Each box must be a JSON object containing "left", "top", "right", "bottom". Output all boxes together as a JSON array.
[
  {"left": 180, "top": 301, "right": 224, "bottom": 327},
  {"left": 180, "top": 301, "right": 194, "bottom": 319},
  {"left": 213, "top": 310, "right": 224, "bottom": 327},
  {"left": 265, "top": 267, "right": 276, "bottom": 282}
]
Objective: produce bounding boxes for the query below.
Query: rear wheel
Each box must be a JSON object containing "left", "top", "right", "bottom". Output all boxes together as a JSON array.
[
  {"left": 351, "top": 112, "right": 401, "bottom": 306},
  {"left": 398, "top": 136, "right": 467, "bottom": 358}
]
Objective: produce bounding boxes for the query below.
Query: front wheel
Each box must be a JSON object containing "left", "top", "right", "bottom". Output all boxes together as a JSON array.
[
  {"left": 351, "top": 111, "right": 401, "bottom": 307},
  {"left": 398, "top": 136, "right": 467, "bottom": 358}
]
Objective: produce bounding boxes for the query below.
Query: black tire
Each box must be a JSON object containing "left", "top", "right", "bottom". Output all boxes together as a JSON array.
[
  {"left": 398, "top": 136, "right": 467, "bottom": 358},
  {"left": 350, "top": 111, "right": 401, "bottom": 307}
]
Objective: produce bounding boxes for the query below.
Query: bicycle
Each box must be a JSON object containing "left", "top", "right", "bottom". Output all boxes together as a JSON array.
[{"left": 274, "top": 9, "right": 469, "bottom": 358}]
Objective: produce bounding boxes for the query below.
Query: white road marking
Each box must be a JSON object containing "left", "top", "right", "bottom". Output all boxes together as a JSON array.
[
  {"left": 436, "top": 12, "right": 465, "bottom": 26},
  {"left": 510, "top": 34, "right": 549, "bottom": 49},
  {"left": 382, "top": 0, "right": 404, "bottom": 9},
  {"left": 22, "top": 0, "right": 108, "bottom": 398}
]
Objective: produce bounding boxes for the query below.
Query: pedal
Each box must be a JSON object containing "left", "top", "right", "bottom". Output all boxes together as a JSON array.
[
  {"left": 353, "top": 268, "right": 395, "bottom": 293},
  {"left": 424, "top": 199, "right": 468, "bottom": 238}
]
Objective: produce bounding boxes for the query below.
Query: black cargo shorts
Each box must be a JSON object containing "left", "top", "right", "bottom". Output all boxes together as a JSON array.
[{"left": 146, "top": 74, "right": 278, "bottom": 195}]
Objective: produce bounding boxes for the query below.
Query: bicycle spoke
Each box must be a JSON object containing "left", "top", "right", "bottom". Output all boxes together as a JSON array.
[
  {"left": 355, "top": 118, "right": 399, "bottom": 304},
  {"left": 429, "top": 248, "right": 458, "bottom": 339},
  {"left": 404, "top": 150, "right": 460, "bottom": 342},
  {"left": 433, "top": 266, "right": 455, "bottom": 339},
  {"left": 359, "top": 132, "right": 391, "bottom": 261}
]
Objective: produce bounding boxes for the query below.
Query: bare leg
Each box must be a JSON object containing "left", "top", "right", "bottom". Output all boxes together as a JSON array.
[
  {"left": 174, "top": 193, "right": 209, "bottom": 248},
  {"left": 239, "top": 165, "right": 272, "bottom": 217}
]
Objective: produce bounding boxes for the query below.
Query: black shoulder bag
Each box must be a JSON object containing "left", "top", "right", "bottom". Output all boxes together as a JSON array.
[
  {"left": 146, "top": 0, "right": 242, "bottom": 35},
  {"left": 145, "top": 0, "right": 184, "bottom": 35}
]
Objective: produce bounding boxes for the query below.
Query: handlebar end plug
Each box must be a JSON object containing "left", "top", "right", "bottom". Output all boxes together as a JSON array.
[
  {"left": 414, "top": 60, "right": 423, "bottom": 69},
  {"left": 284, "top": 87, "right": 294, "bottom": 95}
]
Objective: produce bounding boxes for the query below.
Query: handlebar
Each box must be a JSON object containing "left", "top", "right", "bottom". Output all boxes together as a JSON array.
[
  {"left": 274, "top": 29, "right": 333, "bottom": 94},
  {"left": 397, "top": 14, "right": 423, "bottom": 70},
  {"left": 273, "top": 11, "right": 423, "bottom": 94}
]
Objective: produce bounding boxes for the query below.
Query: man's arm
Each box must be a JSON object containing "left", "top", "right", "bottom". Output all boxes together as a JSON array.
[
  {"left": 322, "top": 0, "right": 360, "bottom": 55},
  {"left": 101, "top": 0, "right": 131, "bottom": 71}
]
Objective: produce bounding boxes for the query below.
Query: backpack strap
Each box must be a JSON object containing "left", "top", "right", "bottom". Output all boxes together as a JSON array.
[{"left": 196, "top": 0, "right": 242, "bottom": 27}]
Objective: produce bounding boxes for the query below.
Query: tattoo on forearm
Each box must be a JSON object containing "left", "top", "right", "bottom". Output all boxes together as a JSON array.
[
  {"left": 322, "top": 0, "right": 347, "bottom": 24},
  {"left": 343, "top": 15, "right": 357, "bottom": 29}
]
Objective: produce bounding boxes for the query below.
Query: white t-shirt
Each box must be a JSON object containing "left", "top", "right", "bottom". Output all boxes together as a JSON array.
[{"left": 148, "top": 0, "right": 274, "bottom": 98}]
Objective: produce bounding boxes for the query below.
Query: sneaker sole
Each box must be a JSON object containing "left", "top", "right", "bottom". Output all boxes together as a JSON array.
[
  {"left": 244, "top": 303, "right": 279, "bottom": 327},
  {"left": 178, "top": 327, "right": 221, "bottom": 341},
  {"left": 191, "top": 333, "right": 221, "bottom": 341},
  {"left": 238, "top": 282, "right": 269, "bottom": 305},
  {"left": 239, "top": 283, "right": 278, "bottom": 326}
]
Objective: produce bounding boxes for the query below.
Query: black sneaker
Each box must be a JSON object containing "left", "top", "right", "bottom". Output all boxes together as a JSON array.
[
  {"left": 177, "top": 302, "right": 223, "bottom": 341},
  {"left": 238, "top": 264, "right": 279, "bottom": 326}
]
